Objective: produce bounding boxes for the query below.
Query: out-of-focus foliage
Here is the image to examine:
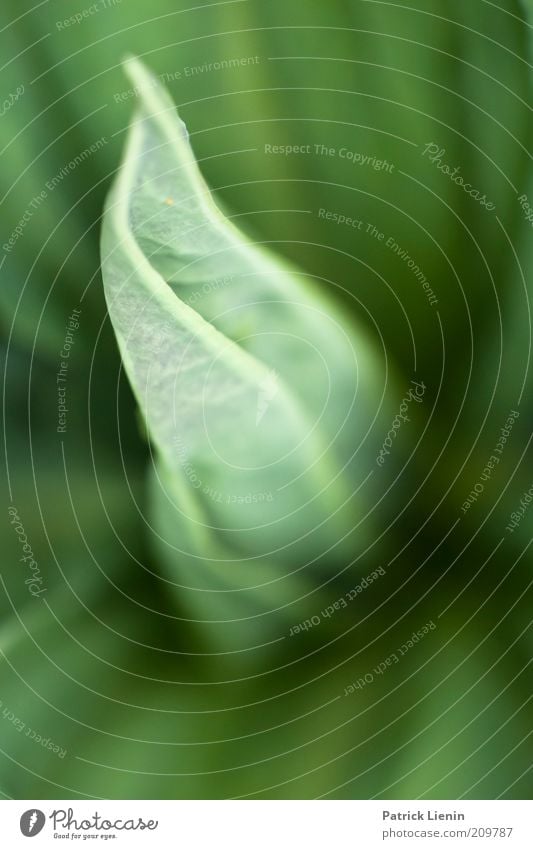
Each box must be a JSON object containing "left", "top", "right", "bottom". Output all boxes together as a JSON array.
[
  {"left": 0, "top": 0, "right": 532, "bottom": 799},
  {"left": 101, "top": 57, "right": 399, "bottom": 651}
]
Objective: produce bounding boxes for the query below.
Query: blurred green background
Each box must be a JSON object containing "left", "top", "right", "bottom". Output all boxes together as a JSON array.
[{"left": 0, "top": 0, "right": 532, "bottom": 799}]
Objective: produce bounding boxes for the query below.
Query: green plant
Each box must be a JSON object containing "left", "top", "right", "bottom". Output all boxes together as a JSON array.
[{"left": 101, "top": 58, "right": 397, "bottom": 650}]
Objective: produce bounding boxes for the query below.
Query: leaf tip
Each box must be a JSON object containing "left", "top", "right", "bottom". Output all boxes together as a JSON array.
[{"left": 122, "top": 54, "right": 160, "bottom": 100}]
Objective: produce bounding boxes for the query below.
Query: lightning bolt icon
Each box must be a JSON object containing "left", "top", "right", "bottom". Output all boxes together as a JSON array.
[{"left": 28, "top": 811, "right": 38, "bottom": 833}]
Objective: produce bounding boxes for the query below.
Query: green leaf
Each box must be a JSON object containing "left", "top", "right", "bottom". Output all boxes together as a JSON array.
[{"left": 100, "top": 57, "right": 392, "bottom": 646}]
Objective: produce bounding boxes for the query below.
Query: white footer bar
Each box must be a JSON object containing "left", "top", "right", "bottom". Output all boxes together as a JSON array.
[{"left": 0, "top": 800, "right": 530, "bottom": 847}]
